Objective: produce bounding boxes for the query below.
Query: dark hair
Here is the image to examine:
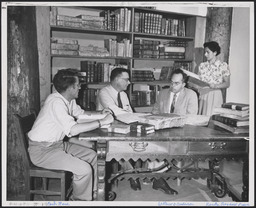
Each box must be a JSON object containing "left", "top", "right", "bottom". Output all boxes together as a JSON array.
[
  {"left": 170, "top": 68, "right": 187, "bottom": 83},
  {"left": 53, "top": 68, "right": 79, "bottom": 93},
  {"left": 203, "top": 41, "right": 221, "bottom": 56},
  {"left": 110, "top": 67, "right": 129, "bottom": 81}
]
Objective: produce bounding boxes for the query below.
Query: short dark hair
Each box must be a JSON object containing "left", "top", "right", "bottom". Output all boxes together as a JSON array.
[
  {"left": 170, "top": 68, "right": 187, "bottom": 83},
  {"left": 53, "top": 68, "right": 79, "bottom": 93},
  {"left": 203, "top": 41, "right": 221, "bottom": 56},
  {"left": 110, "top": 67, "right": 129, "bottom": 81}
]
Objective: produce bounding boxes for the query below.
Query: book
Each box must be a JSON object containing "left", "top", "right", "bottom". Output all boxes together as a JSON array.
[
  {"left": 159, "top": 66, "right": 173, "bottom": 81},
  {"left": 219, "top": 113, "right": 249, "bottom": 121},
  {"left": 213, "top": 107, "right": 249, "bottom": 117},
  {"left": 221, "top": 102, "right": 249, "bottom": 111},
  {"left": 137, "top": 113, "right": 186, "bottom": 130},
  {"left": 51, "top": 43, "right": 79, "bottom": 51},
  {"left": 107, "top": 121, "right": 130, "bottom": 134},
  {"left": 130, "top": 123, "right": 155, "bottom": 135},
  {"left": 212, "top": 114, "right": 249, "bottom": 127},
  {"left": 187, "top": 76, "right": 210, "bottom": 89},
  {"left": 212, "top": 120, "right": 249, "bottom": 134},
  {"left": 115, "top": 113, "right": 150, "bottom": 124}
]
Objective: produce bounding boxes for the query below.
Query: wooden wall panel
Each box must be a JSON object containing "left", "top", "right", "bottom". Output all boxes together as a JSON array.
[{"left": 7, "top": 6, "right": 40, "bottom": 198}]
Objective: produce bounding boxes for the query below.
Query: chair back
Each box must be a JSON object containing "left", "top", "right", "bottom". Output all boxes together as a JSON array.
[{"left": 13, "top": 110, "right": 37, "bottom": 168}]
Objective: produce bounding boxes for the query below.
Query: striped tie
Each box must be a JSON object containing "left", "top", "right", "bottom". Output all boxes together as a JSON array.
[{"left": 170, "top": 93, "right": 177, "bottom": 113}]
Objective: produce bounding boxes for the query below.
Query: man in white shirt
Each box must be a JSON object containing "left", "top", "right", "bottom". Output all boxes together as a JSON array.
[
  {"left": 97, "top": 67, "right": 133, "bottom": 115},
  {"left": 28, "top": 68, "right": 114, "bottom": 201}
]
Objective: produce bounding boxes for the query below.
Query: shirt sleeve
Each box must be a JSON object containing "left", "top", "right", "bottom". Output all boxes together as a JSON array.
[
  {"left": 51, "top": 99, "right": 77, "bottom": 137},
  {"left": 220, "top": 62, "right": 231, "bottom": 77},
  {"left": 70, "top": 100, "right": 85, "bottom": 118}
]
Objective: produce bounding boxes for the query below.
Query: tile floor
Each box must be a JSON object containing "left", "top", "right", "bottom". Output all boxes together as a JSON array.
[{"left": 8, "top": 159, "right": 244, "bottom": 204}]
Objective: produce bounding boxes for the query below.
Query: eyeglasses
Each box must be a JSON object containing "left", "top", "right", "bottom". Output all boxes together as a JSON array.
[
  {"left": 170, "top": 81, "right": 182, "bottom": 86},
  {"left": 120, "top": 78, "right": 130, "bottom": 82}
]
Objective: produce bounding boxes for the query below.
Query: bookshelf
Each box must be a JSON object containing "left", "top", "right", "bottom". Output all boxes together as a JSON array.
[{"left": 49, "top": 6, "right": 204, "bottom": 112}]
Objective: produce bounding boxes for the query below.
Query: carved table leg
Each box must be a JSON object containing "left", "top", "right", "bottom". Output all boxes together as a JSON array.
[
  {"left": 208, "top": 159, "right": 227, "bottom": 198},
  {"left": 241, "top": 157, "right": 249, "bottom": 201},
  {"left": 96, "top": 140, "right": 107, "bottom": 201}
]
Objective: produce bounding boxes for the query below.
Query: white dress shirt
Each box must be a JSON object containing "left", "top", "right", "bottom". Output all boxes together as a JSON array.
[
  {"left": 28, "top": 92, "right": 85, "bottom": 143},
  {"left": 97, "top": 84, "right": 133, "bottom": 115}
]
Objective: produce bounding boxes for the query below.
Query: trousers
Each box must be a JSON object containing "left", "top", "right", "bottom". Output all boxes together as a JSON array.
[{"left": 28, "top": 140, "right": 97, "bottom": 201}]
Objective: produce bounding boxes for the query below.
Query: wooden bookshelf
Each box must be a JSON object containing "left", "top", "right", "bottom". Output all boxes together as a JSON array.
[{"left": 49, "top": 6, "right": 205, "bottom": 112}]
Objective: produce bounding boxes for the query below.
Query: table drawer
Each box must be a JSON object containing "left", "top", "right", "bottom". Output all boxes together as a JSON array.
[
  {"left": 108, "top": 141, "right": 169, "bottom": 154},
  {"left": 188, "top": 141, "right": 247, "bottom": 154}
]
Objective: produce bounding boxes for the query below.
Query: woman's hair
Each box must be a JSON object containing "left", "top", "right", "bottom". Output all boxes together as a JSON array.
[
  {"left": 53, "top": 68, "right": 79, "bottom": 93},
  {"left": 110, "top": 67, "right": 129, "bottom": 81},
  {"left": 203, "top": 41, "right": 221, "bottom": 56}
]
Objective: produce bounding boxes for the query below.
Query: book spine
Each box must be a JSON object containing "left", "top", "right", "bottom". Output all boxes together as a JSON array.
[
  {"left": 221, "top": 104, "right": 246, "bottom": 111},
  {"left": 212, "top": 115, "right": 239, "bottom": 127}
]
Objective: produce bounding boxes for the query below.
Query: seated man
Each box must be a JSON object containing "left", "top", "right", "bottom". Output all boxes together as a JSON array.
[
  {"left": 152, "top": 68, "right": 198, "bottom": 115},
  {"left": 28, "top": 68, "right": 114, "bottom": 201},
  {"left": 150, "top": 68, "right": 198, "bottom": 193},
  {"left": 97, "top": 67, "right": 178, "bottom": 194}
]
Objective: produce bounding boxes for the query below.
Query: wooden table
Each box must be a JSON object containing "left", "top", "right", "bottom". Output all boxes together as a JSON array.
[{"left": 79, "top": 125, "right": 249, "bottom": 201}]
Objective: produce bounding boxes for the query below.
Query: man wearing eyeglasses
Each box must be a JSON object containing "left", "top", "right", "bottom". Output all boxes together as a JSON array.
[
  {"left": 97, "top": 67, "right": 133, "bottom": 115},
  {"left": 152, "top": 68, "right": 198, "bottom": 115}
]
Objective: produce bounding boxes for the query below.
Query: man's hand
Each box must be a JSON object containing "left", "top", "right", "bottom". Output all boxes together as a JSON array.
[{"left": 100, "top": 114, "right": 114, "bottom": 126}]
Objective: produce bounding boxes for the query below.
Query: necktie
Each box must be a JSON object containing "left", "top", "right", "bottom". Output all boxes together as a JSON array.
[
  {"left": 170, "top": 93, "right": 177, "bottom": 113},
  {"left": 117, "top": 92, "right": 123, "bottom": 108}
]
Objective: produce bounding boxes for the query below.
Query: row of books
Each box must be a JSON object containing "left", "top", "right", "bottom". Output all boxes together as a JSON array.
[
  {"left": 50, "top": 8, "right": 105, "bottom": 30},
  {"left": 133, "top": 38, "right": 186, "bottom": 59},
  {"left": 134, "top": 12, "right": 186, "bottom": 36},
  {"left": 212, "top": 102, "right": 249, "bottom": 134},
  {"left": 132, "top": 70, "right": 155, "bottom": 82},
  {"left": 80, "top": 61, "right": 128, "bottom": 83},
  {"left": 174, "top": 61, "right": 193, "bottom": 72},
  {"left": 100, "top": 8, "right": 132, "bottom": 32},
  {"left": 104, "top": 38, "right": 132, "bottom": 57},
  {"left": 131, "top": 90, "right": 156, "bottom": 107},
  {"left": 77, "top": 88, "right": 98, "bottom": 111}
]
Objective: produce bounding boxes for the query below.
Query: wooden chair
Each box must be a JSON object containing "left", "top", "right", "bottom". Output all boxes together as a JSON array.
[{"left": 13, "top": 111, "right": 72, "bottom": 201}]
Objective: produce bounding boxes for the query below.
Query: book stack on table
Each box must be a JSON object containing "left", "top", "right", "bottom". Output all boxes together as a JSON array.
[
  {"left": 130, "top": 123, "right": 155, "bottom": 135},
  {"left": 212, "top": 102, "right": 250, "bottom": 134}
]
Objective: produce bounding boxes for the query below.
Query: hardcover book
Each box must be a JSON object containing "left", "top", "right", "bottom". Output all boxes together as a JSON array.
[
  {"left": 212, "top": 120, "right": 249, "bottom": 134},
  {"left": 221, "top": 102, "right": 249, "bottom": 111},
  {"left": 213, "top": 107, "right": 249, "bottom": 117},
  {"left": 212, "top": 114, "right": 249, "bottom": 127},
  {"left": 107, "top": 121, "right": 131, "bottom": 134}
]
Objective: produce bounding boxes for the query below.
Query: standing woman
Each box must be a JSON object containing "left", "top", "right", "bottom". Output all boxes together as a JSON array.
[{"left": 198, "top": 41, "right": 231, "bottom": 116}]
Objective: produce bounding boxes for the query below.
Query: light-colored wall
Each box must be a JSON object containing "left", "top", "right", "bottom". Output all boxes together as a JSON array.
[{"left": 226, "top": 7, "right": 250, "bottom": 104}]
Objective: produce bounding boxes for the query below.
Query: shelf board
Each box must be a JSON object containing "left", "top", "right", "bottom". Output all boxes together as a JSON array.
[
  {"left": 51, "top": 55, "right": 132, "bottom": 60},
  {"left": 133, "top": 32, "right": 194, "bottom": 41},
  {"left": 133, "top": 58, "right": 189, "bottom": 61},
  {"left": 51, "top": 25, "right": 133, "bottom": 36},
  {"left": 132, "top": 81, "right": 171, "bottom": 85}
]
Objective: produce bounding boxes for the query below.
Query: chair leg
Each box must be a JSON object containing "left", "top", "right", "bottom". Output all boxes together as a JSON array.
[
  {"left": 42, "top": 178, "right": 48, "bottom": 200},
  {"left": 25, "top": 176, "right": 31, "bottom": 201},
  {"left": 60, "top": 176, "right": 66, "bottom": 201}
]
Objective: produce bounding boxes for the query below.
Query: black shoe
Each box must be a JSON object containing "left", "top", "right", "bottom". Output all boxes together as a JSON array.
[
  {"left": 152, "top": 178, "right": 178, "bottom": 195},
  {"left": 129, "top": 178, "right": 141, "bottom": 191}
]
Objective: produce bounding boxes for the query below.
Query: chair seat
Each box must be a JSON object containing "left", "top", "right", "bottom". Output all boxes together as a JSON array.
[{"left": 30, "top": 165, "right": 66, "bottom": 178}]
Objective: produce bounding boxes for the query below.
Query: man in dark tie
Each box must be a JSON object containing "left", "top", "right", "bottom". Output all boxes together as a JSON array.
[{"left": 152, "top": 68, "right": 198, "bottom": 115}]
